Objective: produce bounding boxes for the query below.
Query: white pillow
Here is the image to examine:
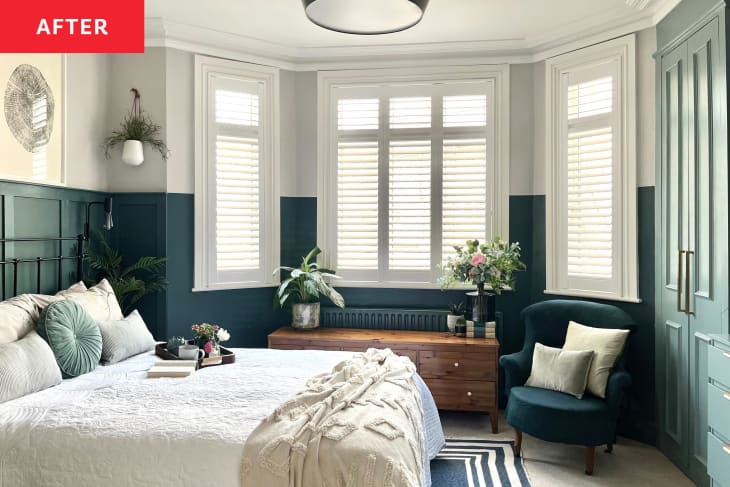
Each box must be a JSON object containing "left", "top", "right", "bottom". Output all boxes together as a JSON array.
[
  {"left": 98, "top": 310, "right": 155, "bottom": 364},
  {"left": 563, "top": 321, "right": 630, "bottom": 398},
  {"left": 29, "top": 280, "right": 90, "bottom": 309},
  {"left": 526, "top": 343, "right": 594, "bottom": 399},
  {"left": 62, "top": 279, "right": 123, "bottom": 323},
  {"left": 0, "top": 294, "right": 41, "bottom": 344},
  {"left": 0, "top": 331, "right": 62, "bottom": 403}
]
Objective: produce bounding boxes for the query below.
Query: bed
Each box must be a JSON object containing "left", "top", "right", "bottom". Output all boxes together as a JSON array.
[
  {"left": 0, "top": 347, "right": 444, "bottom": 486},
  {"left": 0, "top": 233, "right": 444, "bottom": 487}
]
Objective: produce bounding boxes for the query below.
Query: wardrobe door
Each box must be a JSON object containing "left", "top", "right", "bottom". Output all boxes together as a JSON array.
[
  {"left": 657, "top": 41, "right": 690, "bottom": 469},
  {"left": 686, "top": 17, "right": 728, "bottom": 487}
]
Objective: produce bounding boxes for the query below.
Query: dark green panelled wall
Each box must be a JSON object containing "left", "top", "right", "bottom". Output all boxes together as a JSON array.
[{"left": 0, "top": 179, "right": 656, "bottom": 444}]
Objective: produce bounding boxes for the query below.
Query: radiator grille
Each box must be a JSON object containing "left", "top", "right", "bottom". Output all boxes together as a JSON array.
[{"left": 320, "top": 307, "right": 448, "bottom": 332}]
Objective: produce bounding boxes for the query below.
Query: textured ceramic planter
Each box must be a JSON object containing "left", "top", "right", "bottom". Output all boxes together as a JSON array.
[
  {"left": 446, "top": 314, "right": 463, "bottom": 335},
  {"left": 121, "top": 140, "right": 144, "bottom": 166},
  {"left": 291, "top": 302, "right": 320, "bottom": 329}
]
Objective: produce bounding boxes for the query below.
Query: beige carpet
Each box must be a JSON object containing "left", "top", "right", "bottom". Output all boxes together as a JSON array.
[{"left": 440, "top": 411, "right": 696, "bottom": 487}]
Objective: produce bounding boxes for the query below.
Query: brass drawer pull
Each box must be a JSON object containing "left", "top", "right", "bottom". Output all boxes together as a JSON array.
[
  {"left": 454, "top": 362, "right": 459, "bottom": 367},
  {"left": 467, "top": 391, "right": 472, "bottom": 397},
  {"left": 724, "top": 444, "right": 730, "bottom": 455},
  {"left": 724, "top": 392, "right": 730, "bottom": 401}
]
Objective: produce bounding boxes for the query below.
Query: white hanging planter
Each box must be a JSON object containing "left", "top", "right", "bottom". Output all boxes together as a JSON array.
[{"left": 121, "top": 140, "right": 144, "bottom": 166}]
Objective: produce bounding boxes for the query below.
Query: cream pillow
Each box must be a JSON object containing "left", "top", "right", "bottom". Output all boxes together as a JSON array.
[
  {"left": 526, "top": 343, "right": 594, "bottom": 399},
  {"left": 0, "top": 294, "right": 41, "bottom": 344},
  {"left": 563, "top": 321, "right": 630, "bottom": 398},
  {"left": 30, "top": 280, "right": 89, "bottom": 309},
  {"left": 0, "top": 331, "right": 62, "bottom": 403},
  {"left": 63, "top": 279, "right": 123, "bottom": 323}
]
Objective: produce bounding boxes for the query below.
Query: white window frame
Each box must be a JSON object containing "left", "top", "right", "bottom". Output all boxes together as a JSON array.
[
  {"left": 545, "top": 35, "right": 639, "bottom": 303},
  {"left": 317, "top": 66, "right": 510, "bottom": 289},
  {"left": 193, "top": 55, "right": 280, "bottom": 291}
]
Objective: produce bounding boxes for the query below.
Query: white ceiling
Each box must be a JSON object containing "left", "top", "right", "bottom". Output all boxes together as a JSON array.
[{"left": 145, "top": 0, "right": 678, "bottom": 67}]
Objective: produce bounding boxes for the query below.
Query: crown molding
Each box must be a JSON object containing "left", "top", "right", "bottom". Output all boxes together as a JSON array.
[{"left": 145, "top": 0, "right": 678, "bottom": 71}]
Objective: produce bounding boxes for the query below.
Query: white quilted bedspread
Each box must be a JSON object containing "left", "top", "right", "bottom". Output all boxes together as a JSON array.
[{"left": 0, "top": 348, "right": 443, "bottom": 487}]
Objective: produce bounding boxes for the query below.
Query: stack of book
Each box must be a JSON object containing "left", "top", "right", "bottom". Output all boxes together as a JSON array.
[
  {"left": 147, "top": 360, "right": 197, "bottom": 378},
  {"left": 466, "top": 320, "right": 497, "bottom": 339}
]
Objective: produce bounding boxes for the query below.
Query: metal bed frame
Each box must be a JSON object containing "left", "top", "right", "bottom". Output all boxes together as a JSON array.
[{"left": 0, "top": 235, "right": 86, "bottom": 300}]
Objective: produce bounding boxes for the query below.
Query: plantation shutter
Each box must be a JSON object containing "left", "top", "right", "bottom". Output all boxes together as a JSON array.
[
  {"left": 332, "top": 83, "right": 493, "bottom": 284},
  {"left": 208, "top": 76, "right": 264, "bottom": 283},
  {"left": 562, "top": 69, "right": 617, "bottom": 286}
]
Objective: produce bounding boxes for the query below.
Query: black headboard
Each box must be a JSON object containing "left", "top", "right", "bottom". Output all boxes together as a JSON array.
[{"left": 0, "top": 235, "right": 85, "bottom": 299}]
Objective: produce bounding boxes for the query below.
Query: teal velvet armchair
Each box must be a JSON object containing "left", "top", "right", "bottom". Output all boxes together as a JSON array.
[{"left": 500, "top": 300, "right": 635, "bottom": 475}]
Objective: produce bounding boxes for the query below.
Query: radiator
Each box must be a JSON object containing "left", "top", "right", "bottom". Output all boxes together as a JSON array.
[{"left": 320, "top": 307, "right": 448, "bottom": 332}]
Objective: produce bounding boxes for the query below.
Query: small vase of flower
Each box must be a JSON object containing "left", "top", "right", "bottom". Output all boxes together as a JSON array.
[
  {"left": 191, "top": 323, "right": 231, "bottom": 358},
  {"left": 440, "top": 237, "right": 526, "bottom": 324}
]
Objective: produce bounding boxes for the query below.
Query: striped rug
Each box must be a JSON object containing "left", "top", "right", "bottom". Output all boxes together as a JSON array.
[{"left": 430, "top": 439, "right": 531, "bottom": 487}]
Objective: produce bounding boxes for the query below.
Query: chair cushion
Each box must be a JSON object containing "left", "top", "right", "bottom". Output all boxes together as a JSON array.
[
  {"left": 564, "top": 321, "right": 629, "bottom": 398},
  {"left": 525, "top": 343, "right": 594, "bottom": 398},
  {"left": 505, "top": 386, "right": 616, "bottom": 446},
  {"left": 37, "top": 300, "right": 102, "bottom": 379}
]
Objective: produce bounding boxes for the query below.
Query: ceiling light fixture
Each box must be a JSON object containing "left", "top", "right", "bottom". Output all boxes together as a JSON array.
[{"left": 301, "top": 0, "right": 429, "bottom": 35}]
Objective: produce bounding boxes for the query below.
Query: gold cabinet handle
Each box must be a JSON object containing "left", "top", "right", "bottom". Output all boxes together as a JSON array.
[
  {"left": 685, "top": 250, "right": 693, "bottom": 315},
  {"left": 467, "top": 391, "right": 472, "bottom": 397},
  {"left": 724, "top": 444, "right": 730, "bottom": 455},
  {"left": 677, "top": 250, "right": 684, "bottom": 313},
  {"left": 724, "top": 392, "right": 730, "bottom": 401}
]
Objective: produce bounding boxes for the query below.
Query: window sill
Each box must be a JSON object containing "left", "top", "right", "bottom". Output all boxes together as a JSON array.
[
  {"left": 335, "top": 281, "right": 513, "bottom": 292},
  {"left": 543, "top": 289, "right": 642, "bottom": 304},
  {"left": 192, "top": 282, "right": 278, "bottom": 292}
]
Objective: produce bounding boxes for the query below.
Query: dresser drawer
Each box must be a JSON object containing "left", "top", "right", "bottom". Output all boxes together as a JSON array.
[
  {"left": 270, "top": 343, "right": 342, "bottom": 351},
  {"left": 424, "top": 378, "right": 495, "bottom": 411},
  {"left": 709, "top": 383, "right": 730, "bottom": 441},
  {"left": 708, "top": 432, "right": 730, "bottom": 485},
  {"left": 419, "top": 350, "right": 496, "bottom": 380},
  {"left": 709, "top": 345, "right": 730, "bottom": 388}
]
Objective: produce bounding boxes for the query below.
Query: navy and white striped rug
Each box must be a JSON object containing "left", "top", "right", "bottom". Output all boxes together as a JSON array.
[{"left": 431, "top": 439, "right": 531, "bottom": 487}]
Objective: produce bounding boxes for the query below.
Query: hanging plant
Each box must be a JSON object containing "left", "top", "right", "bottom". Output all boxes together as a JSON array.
[{"left": 103, "top": 88, "right": 169, "bottom": 166}]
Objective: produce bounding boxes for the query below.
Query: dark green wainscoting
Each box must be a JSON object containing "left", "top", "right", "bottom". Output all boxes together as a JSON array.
[
  {"left": 111, "top": 189, "right": 656, "bottom": 444},
  {"left": 0, "top": 180, "right": 108, "bottom": 298}
]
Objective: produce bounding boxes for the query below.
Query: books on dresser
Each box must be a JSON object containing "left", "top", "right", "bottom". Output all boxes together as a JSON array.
[
  {"left": 147, "top": 360, "right": 197, "bottom": 378},
  {"left": 466, "top": 320, "right": 496, "bottom": 338}
]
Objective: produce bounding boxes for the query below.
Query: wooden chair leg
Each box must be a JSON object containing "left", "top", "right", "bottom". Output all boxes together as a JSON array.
[
  {"left": 585, "top": 446, "right": 595, "bottom": 475},
  {"left": 605, "top": 443, "right": 613, "bottom": 453},
  {"left": 514, "top": 429, "right": 522, "bottom": 457}
]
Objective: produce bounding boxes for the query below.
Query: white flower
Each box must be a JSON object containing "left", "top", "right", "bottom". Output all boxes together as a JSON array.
[{"left": 217, "top": 328, "right": 231, "bottom": 342}]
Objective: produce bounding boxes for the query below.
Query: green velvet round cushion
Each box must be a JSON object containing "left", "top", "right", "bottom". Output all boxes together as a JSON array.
[{"left": 37, "top": 300, "right": 102, "bottom": 379}]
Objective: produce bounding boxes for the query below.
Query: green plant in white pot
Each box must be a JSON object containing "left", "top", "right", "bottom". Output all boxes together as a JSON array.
[
  {"left": 273, "top": 247, "right": 345, "bottom": 329},
  {"left": 447, "top": 302, "right": 465, "bottom": 335},
  {"left": 103, "top": 89, "right": 169, "bottom": 166}
]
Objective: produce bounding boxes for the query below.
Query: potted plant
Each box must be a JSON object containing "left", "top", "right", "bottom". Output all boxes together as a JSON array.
[
  {"left": 440, "top": 237, "right": 526, "bottom": 323},
  {"left": 447, "top": 302, "right": 465, "bottom": 335},
  {"left": 273, "top": 247, "right": 345, "bottom": 329},
  {"left": 84, "top": 230, "right": 168, "bottom": 314},
  {"left": 103, "top": 88, "right": 169, "bottom": 166}
]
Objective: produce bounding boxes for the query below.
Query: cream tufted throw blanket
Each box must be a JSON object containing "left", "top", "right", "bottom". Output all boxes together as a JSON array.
[{"left": 241, "top": 348, "right": 425, "bottom": 487}]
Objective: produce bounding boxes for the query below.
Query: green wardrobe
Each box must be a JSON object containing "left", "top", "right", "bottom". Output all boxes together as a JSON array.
[{"left": 655, "top": 1, "right": 730, "bottom": 486}]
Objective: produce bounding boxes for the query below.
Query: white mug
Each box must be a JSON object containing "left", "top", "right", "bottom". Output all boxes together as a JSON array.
[{"left": 178, "top": 344, "right": 204, "bottom": 360}]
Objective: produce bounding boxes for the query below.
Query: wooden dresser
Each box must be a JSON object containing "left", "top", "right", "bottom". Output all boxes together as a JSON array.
[{"left": 268, "top": 327, "right": 499, "bottom": 433}]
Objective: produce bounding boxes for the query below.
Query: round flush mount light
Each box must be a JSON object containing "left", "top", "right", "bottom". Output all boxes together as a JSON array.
[{"left": 302, "top": 0, "right": 430, "bottom": 35}]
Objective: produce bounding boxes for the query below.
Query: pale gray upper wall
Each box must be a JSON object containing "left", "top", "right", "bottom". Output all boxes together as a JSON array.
[
  {"left": 105, "top": 48, "right": 168, "bottom": 193},
  {"left": 294, "top": 72, "right": 318, "bottom": 197},
  {"left": 509, "top": 64, "right": 535, "bottom": 196},
  {"left": 165, "top": 49, "right": 195, "bottom": 194},
  {"left": 65, "top": 54, "right": 111, "bottom": 191}
]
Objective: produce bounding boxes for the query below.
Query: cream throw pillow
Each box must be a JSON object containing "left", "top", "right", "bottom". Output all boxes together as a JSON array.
[
  {"left": 526, "top": 343, "right": 594, "bottom": 399},
  {"left": 62, "top": 279, "right": 123, "bottom": 323},
  {"left": 0, "top": 331, "right": 62, "bottom": 403},
  {"left": 0, "top": 294, "right": 40, "bottom": 344},
  {"left": 563, "top": 321, "right": 630, "bottom": 398}
]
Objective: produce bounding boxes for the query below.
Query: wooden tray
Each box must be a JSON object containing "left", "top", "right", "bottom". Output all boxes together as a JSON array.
[{"left": 155, "top": 342, "right": 236, "bottom": 369}]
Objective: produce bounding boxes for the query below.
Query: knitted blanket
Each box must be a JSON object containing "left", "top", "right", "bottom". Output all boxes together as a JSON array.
[{"left": 241, "top": 348, "right": 425, "bottom": 487}]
